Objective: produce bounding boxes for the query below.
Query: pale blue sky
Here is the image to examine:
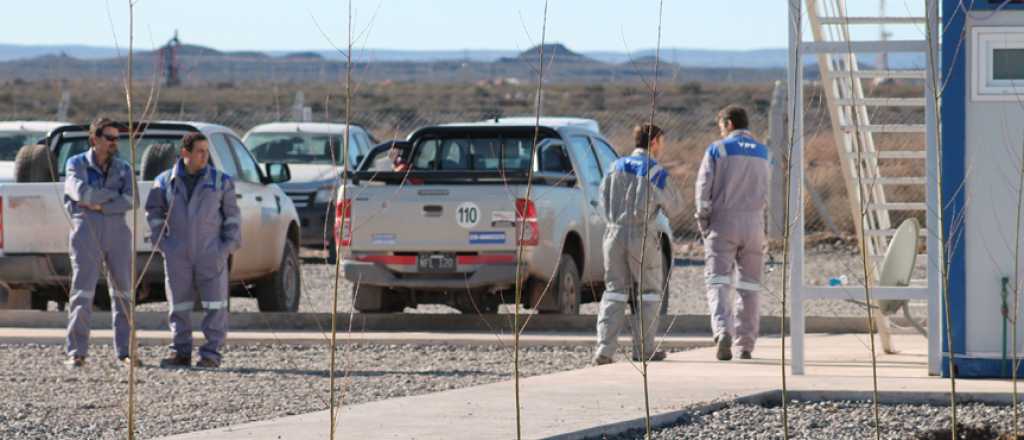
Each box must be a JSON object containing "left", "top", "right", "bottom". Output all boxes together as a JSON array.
[{"left": 0, "top": 1, "right": 928, "bottom": 52}]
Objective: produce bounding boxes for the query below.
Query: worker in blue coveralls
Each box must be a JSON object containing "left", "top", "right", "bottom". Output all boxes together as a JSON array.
[
  {"left": 696, "top": 105, "right": 770, "bottom": 361},
  {"left": 593, "top": 123, "right": 686, "bottom": 366},
  {"left": 63, "top": 117, "right": 139, "bottom": 369},
  {"left": 146, "top": 132, "right": 241, "bottom": 369}
]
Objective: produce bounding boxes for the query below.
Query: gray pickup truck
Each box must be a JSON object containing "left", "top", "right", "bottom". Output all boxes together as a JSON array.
[
  {"left": 0, "top": 122, "right": 303, "bottom": 311},
  {"left": 336, "top": 118, "right": 675, "bottom": 314}
]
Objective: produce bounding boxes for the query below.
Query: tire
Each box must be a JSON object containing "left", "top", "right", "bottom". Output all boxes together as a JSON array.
[
  {"left": 661, "top": 247, "right": 672, "bottom": 316},
  {"left": 353, "top": 284, "right": 405, "bottom": 313},
  {"left": 93, "top": 285, "right": 112, "bottom": 311},
  {"left": 14, "top": 144, "right": 57, "bottom": 183},
  {"left": 254, "top": 240, "right": 302, "bottom": 312},
  {"left": 29, "top": 290, "right": 48, "bottom": 311},
  {"left": 326, "top": 243, "right": 337, "bottom": 265},
  {"left": 538, "top": 254, "right": 581, "bottom": 315},
  {"left": 141, "top": 143, "right": 178, "bottom": 181},
  {"left": 452, "top": 291, "right": 499, "bottom": 314}
]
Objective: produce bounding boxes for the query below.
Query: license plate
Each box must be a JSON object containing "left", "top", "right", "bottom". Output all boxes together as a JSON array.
[{"left": 417, "top": 253, "right": 457, "bottom": 272}]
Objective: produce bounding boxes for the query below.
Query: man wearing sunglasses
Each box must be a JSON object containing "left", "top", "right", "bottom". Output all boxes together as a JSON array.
[{"left": 63, "top": 117, "right": 139, "bottom": 369}]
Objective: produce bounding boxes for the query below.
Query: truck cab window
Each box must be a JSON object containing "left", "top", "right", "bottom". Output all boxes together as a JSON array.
[{"left": 568, "top": 136, "right": 602, "bottom": 187}]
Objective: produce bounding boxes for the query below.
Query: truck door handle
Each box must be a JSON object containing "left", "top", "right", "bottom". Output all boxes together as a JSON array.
[
  {"left": 235, "top": 194, "right": 243, "bottom": 199},
  {"left": 255, "top": 196, "right": 263, "bottom": 202},
  {"left": 590, "top": 200, "right": 598, "bottom": 207},
  {"left": 423, "top": 205, "right": 443, "bottom": 217}
]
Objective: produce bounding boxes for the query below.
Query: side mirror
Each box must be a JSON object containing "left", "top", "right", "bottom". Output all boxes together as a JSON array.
[{"left": 264, "top": 162, "right": 291, "bottom": 184}]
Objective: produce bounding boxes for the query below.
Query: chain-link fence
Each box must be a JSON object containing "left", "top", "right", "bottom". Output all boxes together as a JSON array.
[{"left": 0, "top": 80, "right": 932, "bottom": 319}]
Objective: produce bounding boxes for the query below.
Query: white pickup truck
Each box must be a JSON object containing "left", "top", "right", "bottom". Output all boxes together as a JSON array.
[
  {"left": 0, "top": 121, "right": 303, "bottom": 311},
  {"left": 337, "top": 118, "right": 676, "bottom": 314}
]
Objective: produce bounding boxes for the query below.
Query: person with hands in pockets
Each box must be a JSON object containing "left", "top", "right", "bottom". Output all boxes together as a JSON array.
[{"left": 146, "top": 132, "right": 241, "bottom": 369}]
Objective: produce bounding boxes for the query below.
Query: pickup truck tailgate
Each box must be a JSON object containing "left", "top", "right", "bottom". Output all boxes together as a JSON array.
[
  {"left": 349, "top": 185, "right": 521, "bottom": 252},
  {"left": 1, "top": 182, "right": 155, "bottom": 254}
]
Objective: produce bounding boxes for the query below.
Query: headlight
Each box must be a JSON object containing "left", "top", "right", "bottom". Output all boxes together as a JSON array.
[{"left": 314, "top": 185, "right": 335, "bottom": 204}]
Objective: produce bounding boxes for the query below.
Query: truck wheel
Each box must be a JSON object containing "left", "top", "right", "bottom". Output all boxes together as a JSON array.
[
  {"left": 353, "top": 285, "right": 405, "bottom": 313},
  {"left": 326, "top": 243, "right": 337, "bottom": 265},
  {"left": 93, "top": 285, "right": 112, "bottom": 311},
  {"left": 533, "top": 254, "right": 581, "bottom": 315},
  {"left": 556, "top": 254, "right": 581, "bottom": 314},
  {"left": 661, "top": 248, "right": 672, "bottom": 316},
  {"left": 30, "top": 291, "right": 49, "bottom": 311},
  {"left": 452, "top": 292, "right": 499, "bottom": 314},
  {"left": 254, "top": 240, "right": 302, "bottom": 312},
  {"left": 141, "top": 143, "right": 178, "bottom": 181},
  {"left": 14, "top": 144, "right": 57, "bottom": 182}
]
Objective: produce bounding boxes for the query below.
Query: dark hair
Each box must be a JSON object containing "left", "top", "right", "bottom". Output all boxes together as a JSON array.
[
  {"left": 89, "top": 117, "right": 119, "bottom": 138},
  {"left": 717, "top": 105, "right": 749, "bottom": 130},
  {"left": 633, "top": 123, "right": 664, "bottom": 150},
  {"left": 181, "top": 132, "right": 208, "bottom": 152}
]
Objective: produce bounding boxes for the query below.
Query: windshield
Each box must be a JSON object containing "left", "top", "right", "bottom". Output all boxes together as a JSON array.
[
  {"left": 55, "top": 135, "right": 185, "bottom": 175},
  {"left": 244, "top": 132, "right": 362, "bottom": 166},
  {"left": 410, "top": 137, "right": 536, "bottom": 171},
  {"left": 0, "top": 131, "right": 47, "bottom": 160}
]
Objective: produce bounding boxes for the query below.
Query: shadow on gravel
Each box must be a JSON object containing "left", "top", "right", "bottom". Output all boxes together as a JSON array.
[
  {"left": 207, "top": 367, "right": 505, "bottom": 379},
  {"left": 917, "top": 424, "right": 1022, "bottom": 440}
]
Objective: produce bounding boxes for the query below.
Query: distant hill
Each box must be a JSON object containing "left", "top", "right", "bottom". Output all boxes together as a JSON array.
[
  {"left": 0, "top": 40, "right": 929, "bottom": 84},
  {"left": 498, "top": 43, "right": 598, "bottom": 64},
  {"left": 0, "top": 42, "right": 927, "bottom": 69}
]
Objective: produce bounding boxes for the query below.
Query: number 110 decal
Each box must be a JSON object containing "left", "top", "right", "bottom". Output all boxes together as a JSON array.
[{"left": 456, "top": 202, "right": 480, "bottom": 228}]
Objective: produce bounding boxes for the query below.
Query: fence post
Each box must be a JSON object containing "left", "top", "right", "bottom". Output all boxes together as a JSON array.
[
  {"left": 767, "top": 80, "right": 787, "bottom": 240},
  {"left": 57, "top": 90, "right": 71, "bottom": 122},
  {"left": 292, "top": 91, "right": 305, "bottom": 122}
]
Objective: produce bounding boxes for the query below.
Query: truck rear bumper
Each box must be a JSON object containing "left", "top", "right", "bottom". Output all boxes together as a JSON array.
[{"left": 342, "top": 260, "right": 523, "bottom": 291}]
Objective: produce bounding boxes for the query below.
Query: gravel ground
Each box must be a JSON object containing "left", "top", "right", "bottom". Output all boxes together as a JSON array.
[
  {"left": 0, "top": 342, "right": 595, "bottom": 440},
  {"left": 222, "top": 246, "right": 892, "bottom": 318},
  {"left": 605, "top": 401, "right": 1022, "bottom": 440},
  {"left": 135, "top": 244, "right": 921, "bottom": 319}
]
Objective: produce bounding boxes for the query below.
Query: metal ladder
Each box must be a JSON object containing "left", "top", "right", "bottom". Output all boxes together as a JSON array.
[
  {"left": 788, "top": 0, "right": 941, "bottom": 375},
  {"left": 805, "top": 0, "right": 930, "bottom": 281}
]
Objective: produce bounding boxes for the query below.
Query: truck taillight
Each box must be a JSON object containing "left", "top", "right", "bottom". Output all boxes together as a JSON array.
[
  {"left": 335, "top": 198, "right": 352, "bottom": 247},
  {"left": 515, "top": 198, "right": 538, "bottom": 246}
]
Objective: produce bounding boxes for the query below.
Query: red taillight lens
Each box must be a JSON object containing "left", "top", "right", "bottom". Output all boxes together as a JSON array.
[
  {"left": 335, "top": 198, "right": 352, "bottom": 247},
  {"left": 515, "top": 198, "right": 538, "bottom": 246}
]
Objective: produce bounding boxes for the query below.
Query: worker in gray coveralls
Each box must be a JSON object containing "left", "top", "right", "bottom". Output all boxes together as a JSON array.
[
  {"left": 63, "top": 117, "right": 139, "bottom": 369},
  {"left": 593, "top": 123, "right": 686, "bottom": 366},
  {"left": 146, "top": 132, "right": 241, "bottom": 369},
  {"left": 696, "top": 105, "right": 770, "bottom": 361}
]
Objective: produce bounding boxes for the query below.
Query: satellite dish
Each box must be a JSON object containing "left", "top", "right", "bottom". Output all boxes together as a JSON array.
[{"left": 878, "top": 218, "right": 920, "bottom": 288}]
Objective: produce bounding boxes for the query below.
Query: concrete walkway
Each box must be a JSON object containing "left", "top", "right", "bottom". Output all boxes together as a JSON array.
[
  {"left": 0, "top": 327, "right": 710, "bottom": 349},
  {"left": 159, "top": 333, "right": 1014, "bottom": 440}
]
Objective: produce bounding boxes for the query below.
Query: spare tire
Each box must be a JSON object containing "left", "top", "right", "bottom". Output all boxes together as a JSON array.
[
  {"left": 141, "top": 143, "right": 178, "bottom": 181},
  {"left": 14, "top": 144, "right": 57, "bottom": 182}
]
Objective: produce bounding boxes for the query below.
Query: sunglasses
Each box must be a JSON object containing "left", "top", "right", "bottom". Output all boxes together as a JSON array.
[{"left": 100, "top": 134, "right": 119, "bottom": 142}]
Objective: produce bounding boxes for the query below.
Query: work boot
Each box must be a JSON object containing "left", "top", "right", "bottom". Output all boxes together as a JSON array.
[
  {"left": 118, "top": 356, "right": 143, "bottom": 368},
  {"left": 195, "top": 357, "right": 221, "bottom": 369},
  {"left": 64, "top": 356, "right": 85, "bottom": 369},
  {"left": 633, "top": 351, "right": 667, "bottom": 362},
  {"left": 739, "top": 351, "right": 752, "bottom": 360},
  {"left": 159, "top": 353, "right": 192, "bottom": 369},
  {"left": 591, "top": 354, "right": 614, "bottom": 366},
  {"left": 715, "top": 334, "right": 733, "bottom": 361}
]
